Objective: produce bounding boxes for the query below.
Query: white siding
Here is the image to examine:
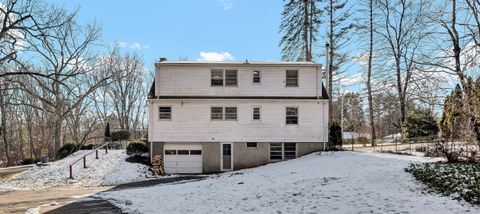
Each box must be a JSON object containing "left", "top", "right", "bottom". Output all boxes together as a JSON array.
[
  {"left": 155, "top": 65, "right": 322, "bottom": 97},
  {"left": 148, "top": 99, "right": 327, "bottom": 143}
]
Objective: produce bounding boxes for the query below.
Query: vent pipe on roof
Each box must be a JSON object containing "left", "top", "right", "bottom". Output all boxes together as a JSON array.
[{"left": 159, "top": 57, "right": 167, "bottom": 62}]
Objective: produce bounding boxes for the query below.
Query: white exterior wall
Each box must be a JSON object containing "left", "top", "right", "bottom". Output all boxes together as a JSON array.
[
  {"left": 155, "top": 65, "right": 322, "bottom": 97},
  {"left": 148, "top": 99, "right": 328, "bottom": 143}
]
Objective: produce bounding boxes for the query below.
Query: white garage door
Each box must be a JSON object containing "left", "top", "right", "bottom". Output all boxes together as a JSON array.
[{"left": 164, "top": 144, "right": 202, "bottom": 174}]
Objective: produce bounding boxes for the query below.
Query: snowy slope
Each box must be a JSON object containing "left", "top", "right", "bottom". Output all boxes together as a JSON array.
[
  {"left": 0, "top": 150, "right": 149, "bottom": 190},
  {"left": 99, "top": 152, "right": 479, "bottom": 214}
]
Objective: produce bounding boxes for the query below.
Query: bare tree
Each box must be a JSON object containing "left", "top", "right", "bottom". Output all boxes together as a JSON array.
[{"left": 376, "top": 0, "right": 432, "bottom": 142}]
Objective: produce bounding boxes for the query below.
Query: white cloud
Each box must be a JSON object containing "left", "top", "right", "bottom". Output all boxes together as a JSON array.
[
  {"left": 197, "top": 51, "right": 234, "bottom": 61},
  {"left": 116, "top": 41, "right": 150, "bottom": 50},
  {"left": 217, "top": 0, "right": 233, "bottom": 11}
]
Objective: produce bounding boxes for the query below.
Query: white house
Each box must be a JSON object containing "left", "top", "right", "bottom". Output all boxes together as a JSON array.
[{"left": 148, "top": 60, "right": 329, "bottom": 174}]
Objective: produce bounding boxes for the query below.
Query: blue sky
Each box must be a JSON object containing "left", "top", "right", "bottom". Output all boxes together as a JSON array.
[{"left": 53, "top": 0, "right": 287, "bottom": 66}]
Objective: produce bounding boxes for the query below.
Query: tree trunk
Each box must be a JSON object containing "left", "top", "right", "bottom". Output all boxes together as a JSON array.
[
  {"left": 303, "top": 0, "right": 310, "bottom": 61},
  {"left": 0, "top": 86, "right": 12, "bottom": 166},
  {"left": 328, "top": 0, "right": 334, "bottom": 124},
  {"left": 367, "top": 0, "right": 376, "bottom": 146}
]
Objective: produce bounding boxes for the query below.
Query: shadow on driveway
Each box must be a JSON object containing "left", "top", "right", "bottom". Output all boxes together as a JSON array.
[{"left": 44, "top": 176, "right": 206, "bottom": 214}]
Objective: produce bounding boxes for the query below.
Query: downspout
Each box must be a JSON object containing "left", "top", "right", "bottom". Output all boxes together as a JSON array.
[{"left": 316, "top": 65, "right": 319, "bottom": 103}]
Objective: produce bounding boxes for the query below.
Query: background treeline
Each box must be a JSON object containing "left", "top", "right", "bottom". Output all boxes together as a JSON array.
[{"left": 0, "top": 0, "right": 151, "bottom": 166}]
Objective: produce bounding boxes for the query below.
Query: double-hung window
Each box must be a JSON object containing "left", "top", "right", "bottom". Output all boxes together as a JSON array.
[
  {"left": 211, "top": 69, "right": 224, "bottom": 86},
  {"left": 211, "top": 107, "right": 224, "bottom": 120},
  {"left": 253, "top": 107, "right": 261, "bottom": 120},
  {"left": 286, "top": 70, "right": 298, "bottom": 87},
  {"left": 211, "top": 107, "right": 237, "bottom": 120},
  {"left": 286, "top": 107, "right": 298, "bottom": 124},
  {"left": 211, "top": 69, "right": 237, "bottom": 86},
  {"left": 253, "top": 70, "right": 261, "bottom": 83},
  {"left": 159, "top": 107, "right": 172, "bottom": 120}
]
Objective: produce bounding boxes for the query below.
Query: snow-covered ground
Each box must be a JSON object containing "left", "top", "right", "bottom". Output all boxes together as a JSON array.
[
  {"left": 99, "top": 152, "right": 479, "bottom": 214},
  {"left": 0, "top": 150, "right": 149, "bottom": 190}
]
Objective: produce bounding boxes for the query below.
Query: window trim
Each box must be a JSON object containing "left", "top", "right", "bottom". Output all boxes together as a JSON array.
[
  {"left": 252, "top": 106, "right": 261, "bottom": 121},
  {"left": 286, "top": 106, "right": 299, "bottom": 125},
  {"left": 158, "top": 106, "right": 172, "bottom": 120},
  {"left": 210, "top": 69, "right": 224, "bottom": 87},
  {"left": 285, "top": 69, "right": 299, "bottom": 87},
  {"left": 210, "top": 106, "right": 238, "bottom": 121},
  {"left": 211, "top": 69, "right": 238, "bottom": 87},
  {"left": 252, "top": 70, "right": 261, "bottom": 84},
  {"left": 269, "top": 143, "right": 297, "bottom": 162}
]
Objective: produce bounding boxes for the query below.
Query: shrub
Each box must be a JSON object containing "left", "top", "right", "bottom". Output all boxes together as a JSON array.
[
  {"left": 126, "top": 155, "right": 150, "bottom": 166},
  {"left": 328, "top": 122, "right": 343, "bottom": 150},
  {"left": 56, "top": 143, "right": 79, "bottom": 159},
  {"left": 126, "top": 142, "right": 149, "bottom": 155},
  {"left": 20, "top": 158, "right": 40, "bottom": 165},
  {"left": 111, "top": 130, "right": 131, "bottom": 142},
  {"left": 357, "top": 137, "right": 368, "bottom": 145}
]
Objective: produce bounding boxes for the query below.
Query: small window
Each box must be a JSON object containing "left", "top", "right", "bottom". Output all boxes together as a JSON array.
[
  {"left": 286, "top": 70, "right": 298, "bottom": 87},
  {"left": 190, "top": 150, "right": 202, "bottom": 155},
  {"left": 211, "top": 69, "right": 224, "bottom": 86},
  {"left": 286, "top": 107, "right": 298, "bottom": 124},
  {"left": 211, "top": 107, "right": 223, "bottom": 120},
  {"left": 159, "top": 107, "right": 172, "bottom": 120},
  {"left": 246, "top": 142, "right": 257, "bottom": 148},
  {"left": 165, "top": 150, "right": 176, "bottom": 155},
  {"left": 253, "top": 70, "right": 261, "bottom": 83},
  {"left": 253, "top": 107, "right": 261, "bottom": 120},
  {"left": 225, "top": 107, "right": 237, "bottom": 120},
  {"left": 178, "top": 150, "right": 189, "bottom": 155},
  {"left": 225, "top": 70, "right": 238, "bottom": 86}
]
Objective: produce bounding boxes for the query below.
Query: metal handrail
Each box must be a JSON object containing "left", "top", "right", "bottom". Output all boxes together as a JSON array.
[{"left": 68, "top": 142, "right": 110, "bottom": 179}]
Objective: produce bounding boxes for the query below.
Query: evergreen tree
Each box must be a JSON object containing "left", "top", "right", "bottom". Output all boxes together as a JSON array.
[
  {"left": 440, "top": 84, "right": 464, "bottom": 140},
  {"left": 279, "top": 0, "right": 322, "bottom": 61},
  {"left": 405, "top": 109, "right": 439, "bottom": 138}
]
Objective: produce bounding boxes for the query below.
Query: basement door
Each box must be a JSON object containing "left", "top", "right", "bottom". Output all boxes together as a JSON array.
[
  {"left": 221, "top": 143, "right": 233, "bottom": 171},
  {"left": 164, "top": 143, "right": 202, "bottom": 174}
]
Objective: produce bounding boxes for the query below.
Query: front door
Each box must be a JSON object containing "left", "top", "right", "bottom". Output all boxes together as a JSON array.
[{"left": 221, "top": 143, "right": 233, "bottom": 171}]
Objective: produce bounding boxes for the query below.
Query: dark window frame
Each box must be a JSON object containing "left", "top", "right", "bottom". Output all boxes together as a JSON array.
[
  {"left": 286, "top": 70, "right": 298, "bottom": 87},
  {"left": 159, "top": 106, "right": 172, "bottom": 120},
  {"left": 253, "top": 107, "right": 261, "bottom": 120},
  {"left": 286, "top": 107, "right": 298, "bottom": 125},
  {"left": 246, "top": 142, "right": 258, "bottom": 148},
  {"left": 253, "top": 70, "right": 261, "bottom": 84}
]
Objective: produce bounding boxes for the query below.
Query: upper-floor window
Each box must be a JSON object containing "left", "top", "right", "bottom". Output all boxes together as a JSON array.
[
  {"left": 211, "top": 107, "right": 237, "bottom": 120},
  {"left": 159, "top": 107, "right": 172, "bottom": 120},
  {"left": 253, "top": 70, "right": 261, "bottom": 83},
  {"left": 286, "top": 107, "right": 298, "bottom": 124},
  {"left": 211, "top": 69, "right": 237, "bottom": 87},
  {"left": 286, "top": 70, "right": 298, "bottom": 87},
  {"left": 211, "top": 69, "right": 224, "bottom": 86},
  {"left": 253, "top": 107, "right": 261, "bottom": 120},
  {"left": 225, "top": 70, "right": 238, "bottom": 86}
]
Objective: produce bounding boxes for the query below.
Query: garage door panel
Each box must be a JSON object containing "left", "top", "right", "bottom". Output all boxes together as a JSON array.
[{"left": 164, "top": 143, "right": 203, "bottom": 174}]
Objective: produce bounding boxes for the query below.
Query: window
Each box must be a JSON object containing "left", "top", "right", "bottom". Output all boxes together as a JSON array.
[
  {"left": 284, "top": 143, "right": 296, "bottom": 160},
  {"left": 190, "top": 150, "right": 202, "bottom": 155},
  {"left": 246, "top": 142, "right": 257, "bottom": 148},
  {"left": 253, "top": 107, "right": 261, "bottom": 120},
  {"left": 286, "top": 70, "right": 298, "bottom": 87},
  {"left": 270, "top": 143, "right": 283, "bottom": 161},
  {"left": 211, "top": 69, "right": 237, "bottom": 86},
  {"left": 225, "top": 107, "right": 237, "bottom": 120},
  {"left": 269, "top": 143, "right": 297, "bottom": 161},
  {"left": 159, "top": 107, "right": 172, "bottom": 120},
  {"left": 178, "top": 150, "right": 189, "bottom": 155},
  {"left": 165, "top": 150, "right": 176, "bottom": 155},
  {"left": 225, "top": 70, "right": 238, "bottom": 86},
  {"left": 211, "top": 69, "right": 224, "bottom": 86},
  {"left": 286, "top": 107, "right": 298, "bottom": 124},
  {"left": 211, "top": 107, "right": 223, "bottom": 120},
  {"left": 253, "top": 70, "right": 261, "bottom": 83},
  {"left": 211, "top": 107, "right": 237, "bottom": 120}
]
